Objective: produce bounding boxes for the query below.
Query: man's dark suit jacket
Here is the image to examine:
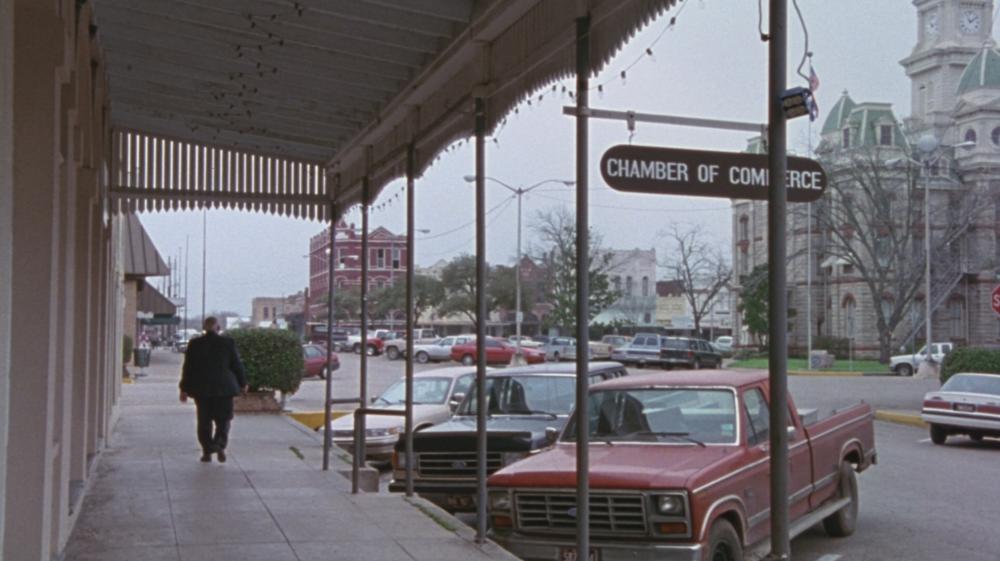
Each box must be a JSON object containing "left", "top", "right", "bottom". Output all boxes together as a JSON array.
[{"left": 179, "top": 332, "right": 248, "bottom": 399}]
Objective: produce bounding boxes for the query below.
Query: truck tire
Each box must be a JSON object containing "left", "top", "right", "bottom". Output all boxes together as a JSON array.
[
  {"left": 416, "top": 351, "right": 430, "bottom": 364},
  {"left": 352, "top": 343, "right": 361, "bottom": 354},
  {"left": 929, "top": 424, "right": 947, "bottom": 445},
  {"left": 319, "top": 366, "right": 328, "bottom": 380},
  {"left": 823, "top": 461, "right": 859, "bottom": 537},
  {"left": 461, "top": 354, "right": 474, "bottom": 366},
  {"left": 366, "top": 344, "right": 377, "bottom": 356},
  {"left": 707, "top": 519, "right": 742, "bottom": 561},
  {"left": 386, "top": 347, "right": 400, "bottom": 360},
  {"left": 896, "top": 363, "right": 913, "bottom": 377}
]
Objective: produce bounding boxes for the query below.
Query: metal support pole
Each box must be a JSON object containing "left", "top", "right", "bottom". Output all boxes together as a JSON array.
[
  {"left": 323, "top": 200, "right": 338, "bottom": 471},
  {"left": 474, "top": 95, "right": 488, "bottom": 544},
  {"left": 924, "top": 161, "right": 933, "bottom": 363},
  {"left": 515, "top": 190, "right": 523, "bottom": 356},
  {"left": 354, "top": 174, "right": 370, "bottom": 494},
  {"left": 574, "top": 13, "right": 592, "bottom": 560},
  {"left": 201, "top": 209, "right": 207, "bottom": 321},
  {"left": 405, "top": 144, "right": 416, "bottom": 496},
  {"left": 806, "top": 202, "right": 812, "bottom": 369},
  {"left": 766, "top": 0, "right": 791, "bottom": 559}
]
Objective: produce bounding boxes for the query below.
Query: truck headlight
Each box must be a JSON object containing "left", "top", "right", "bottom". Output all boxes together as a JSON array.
[
  {"left": 501, "top": 451, "right": 529, "bottom": 466},
  {"left": 367, "top": 426, "right": 401, "bottom": 438},
  {"left": 655, "top": 494, "right": 685, "bottom": 516},
  {"left": 488, "top": 490, "right": 512, "bottom": 511}
]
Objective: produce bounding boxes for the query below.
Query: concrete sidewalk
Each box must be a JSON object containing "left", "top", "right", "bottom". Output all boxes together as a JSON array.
[{"left": 64, "top": 350, "right": 517, "bottom": 561}]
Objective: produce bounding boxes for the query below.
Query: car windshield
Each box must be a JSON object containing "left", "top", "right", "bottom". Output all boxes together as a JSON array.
[
  {"left": 376, "top": 377, "right": 453, "bottom": 405},
  {"left": 458, "top": 375, "right": 576, "bottom": 416},
  {"left": 563, "top": 388, "right": 738, "bottom": 444},
  {"left": 941, "top": 374, "right": 1000, "bottom": 397}
]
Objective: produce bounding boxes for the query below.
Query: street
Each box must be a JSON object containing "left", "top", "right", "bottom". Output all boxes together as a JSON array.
[{"left": 282, "top": 353, "right": 1000, "bottom": 560}]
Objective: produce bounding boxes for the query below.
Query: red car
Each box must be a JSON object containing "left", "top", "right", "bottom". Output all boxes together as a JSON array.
[
  {"left": 302, "top": 344, "right": 339, "bottom": 379},
  {"left": 487, "top": 369, "right": 876, "bottom": 561},
  {"left": 450, "top": 337, "right": 545, "bottom": 365}
]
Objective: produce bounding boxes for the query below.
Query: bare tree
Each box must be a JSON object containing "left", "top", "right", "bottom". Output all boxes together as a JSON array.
[
  {"left": 659, "top": 224, "right": 732, "bottom": 336},
  {"left": 813, "top": 146, "right": 983, "bottom": 363}
]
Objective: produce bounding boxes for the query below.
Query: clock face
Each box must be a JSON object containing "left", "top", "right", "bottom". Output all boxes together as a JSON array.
[
  {"left": 960, "top": 9, "right": 982, "bottom": 34},
  {"left": 925, "top": 11, "right": 939, "bottom": 35}
]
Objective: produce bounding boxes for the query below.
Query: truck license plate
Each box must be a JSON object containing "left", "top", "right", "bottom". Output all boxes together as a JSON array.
[
  {"left": 559, "top": 547, "right": 600, "bottom": 561},
  {"left": 954, "top": 403, "right": 976, "bottom": 412}
]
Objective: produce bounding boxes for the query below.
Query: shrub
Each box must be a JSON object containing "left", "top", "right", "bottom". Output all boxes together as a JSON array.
[
  {"left": 813, "top": 336, "right": 851, "bottom": 359},
  {"left": 227, "top": 328, "right": 304, "bottom": 394},
  {"left": 123, "top": 334, "right": 134, "bottom": 364},
  {"left": 940, "top": 347, "right": 1000, "bottom": 384}
]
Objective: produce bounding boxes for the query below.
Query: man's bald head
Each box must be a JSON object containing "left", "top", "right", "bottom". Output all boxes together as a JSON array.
[{"left": 203, "top": 316, "right": 220, "bottom": 333}]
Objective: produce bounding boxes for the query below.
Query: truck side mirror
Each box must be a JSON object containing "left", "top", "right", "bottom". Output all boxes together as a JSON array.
[
  {"left": 545, "top": 426, "right": 560, "bottom": 444},
  {"left": 449, "top": 393, "right": 465, "bottom": 412}
]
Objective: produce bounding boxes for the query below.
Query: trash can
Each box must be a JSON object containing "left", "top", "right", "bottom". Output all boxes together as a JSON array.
[{"left": 133, "top": 347, "right": 151, "bottom": 368}]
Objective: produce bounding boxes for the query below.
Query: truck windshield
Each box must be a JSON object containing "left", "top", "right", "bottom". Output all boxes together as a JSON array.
[
  {"left": 458, "top": 375, "right": 575, "bottom": 416},
  {"left": 563, "top": 388, "right": 738, "bottom": 444},
  {"left": 941, "top": 374, "right": 1000, "bottom": 397},
  {"left": 375, "top": 377, "right": 452, "bottom": 405}
]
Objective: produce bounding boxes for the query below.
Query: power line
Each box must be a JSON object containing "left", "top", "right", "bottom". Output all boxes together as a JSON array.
[
  {"left": 529, "top": 191, "right": 731, "bottom": 213},
  {"left": 415, "top": 194, "right": 516, "bottom": 241},
  {"left": 419, "top": 196, "right": 517, "bottom": 258}
]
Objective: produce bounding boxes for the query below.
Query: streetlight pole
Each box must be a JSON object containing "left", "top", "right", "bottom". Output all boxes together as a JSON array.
[{"left": 463, "top": 175, "right": 573, "bottom": 359}]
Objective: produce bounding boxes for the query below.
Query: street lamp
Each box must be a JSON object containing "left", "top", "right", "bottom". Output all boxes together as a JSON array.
[
  {"left": 887, "top": 134, "right": 973, "bottom": 370},
  {"left": 462, "top": 175, "right": 575, "bottom": 360}
]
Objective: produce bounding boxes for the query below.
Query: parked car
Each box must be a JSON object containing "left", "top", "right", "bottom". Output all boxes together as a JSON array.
[
  {"left": 541, "top": 336, "right": 577, "bottom": 361},
  {"left": 660, "top": 336, "right": 723, "bottom": 369},
  {"left": 347, "top": 329, "right": 396, "bottom": 355},
  {"left": 506, "top": 335, "right": 543, "bottom": 348},
  {"left": 305, "top": 323, "right": 349, "bottom": 350},
  {"left": 412, "top": 335, "right": 475, "bottom": 364},
  {"left": 600, "top": 334, "right": 632, "bottom": 351},
  {"left": 302, "top": 343, "right": 339, "bottom": 379},
  {"left": 389, "top": 362, "right": 629, "bottom": 511},
  {"left": 450, "top": 337, "right": 545, "bottom": 365},
  {"left": 921, "top": 372, "right": 1000, "bottom": 444},
  {"left": 383, "top": 328, "right": 439, "bottom": 360},
  {"left": 610, "top": 332, "right": 665, "bottom": 368},
  {"left": 487, "top": 369, "right": 877, "bottom": 561},
  {"left": 714, "top": 335, "right": 734, "bottom": 353},
  {"left": 330, "top": 366, "right": 478, "bottom": 462},
  {"left": 891, "top": 342, "right": 954, "bottom": 376}
]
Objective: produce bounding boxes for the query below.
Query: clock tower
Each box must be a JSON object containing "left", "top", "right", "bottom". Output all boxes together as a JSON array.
[{"left": 901, "top": 0, "right": 993, "bottom": 135}]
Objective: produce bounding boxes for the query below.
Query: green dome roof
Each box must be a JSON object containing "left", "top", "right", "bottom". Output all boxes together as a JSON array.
[
  {"left": 821, "top": 91, "right": 856, "bottom": 134},
  {"left": 957, "top": 41, "right": 1000, "bottom": 95}
]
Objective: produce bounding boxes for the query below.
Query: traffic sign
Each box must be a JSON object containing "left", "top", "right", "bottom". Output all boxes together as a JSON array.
[
  {"left": 992, "top": 285, "right": 1000, "bottom": 316},
  {"left": 600, "top": 144, "right": 827, "bottom": 203}
]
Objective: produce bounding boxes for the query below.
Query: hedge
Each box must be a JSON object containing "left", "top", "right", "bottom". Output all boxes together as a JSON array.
[
  {"left": 227, "top": 328, "right": 304, "bottom": 394},
  {"left": 940, "top": 347, "right": 1000, "bottom": 384}
]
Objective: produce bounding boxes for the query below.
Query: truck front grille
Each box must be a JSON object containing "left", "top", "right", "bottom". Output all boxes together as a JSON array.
[
  {"left": 514, "top": 491, "right": 647, "bottom": 536},
  {"left": 416, "top": 452, "right": 503, "bottom": 479}
]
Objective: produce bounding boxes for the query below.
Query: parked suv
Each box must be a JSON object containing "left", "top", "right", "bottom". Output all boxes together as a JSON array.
[
  {"left": 383, "top": 328, "right": 438, "bottom": 360},
  {"left": 610, "top": 332, "right": 664, "bottom": 368},
  {"left": 660, "top": 336, "right": 722, "bottom": 369}
]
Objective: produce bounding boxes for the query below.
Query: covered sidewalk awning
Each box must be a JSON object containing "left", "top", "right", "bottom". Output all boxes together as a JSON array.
[{"left": 94, "top": 0, "right": 675, "bottom": 213}]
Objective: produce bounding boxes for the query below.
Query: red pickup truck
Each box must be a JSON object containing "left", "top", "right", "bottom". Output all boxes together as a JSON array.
[{"left": 487, "top": 370, "right": 876, "bottom": 561}]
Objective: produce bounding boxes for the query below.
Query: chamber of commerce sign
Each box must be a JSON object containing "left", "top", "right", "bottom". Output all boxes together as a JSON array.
[{"left": 600, "top": 145, "right": 827, "bottom": 203}]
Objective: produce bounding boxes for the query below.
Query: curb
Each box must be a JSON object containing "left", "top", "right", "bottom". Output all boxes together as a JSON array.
[
  {"left": 788, "top": 370, "right": 865, "bottom": 377},
  {"left": 285, "top": 410, "right": 350, "bottom": 431},
  {"left": 404, "top": 495, "right": 523, "bottom": 561},
  {"left": 875, "top": 410, "right": 927, "bottom": 428}
]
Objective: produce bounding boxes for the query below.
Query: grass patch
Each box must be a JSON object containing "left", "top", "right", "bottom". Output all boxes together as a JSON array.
[
  {"left": 406, "top": 498, "right": 459, "bottom": 532},
  {"left": 288, "top": 446, "right": 305, "bottom": 460},
  {"left": 729, "top": 357, "right": 887, "bottom": 372}
]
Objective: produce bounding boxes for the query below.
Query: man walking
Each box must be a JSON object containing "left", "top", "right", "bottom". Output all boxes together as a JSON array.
[{"left": 179, "top": 317, "right": 247, "bottom": 463}]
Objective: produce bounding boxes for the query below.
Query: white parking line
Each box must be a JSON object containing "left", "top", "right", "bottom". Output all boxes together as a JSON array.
[
  {"left": 917, "top": 438, "right": 931, "bottom": 443},
  {"left": 816, "top": 555, "right": 843, "bottom": 561}
]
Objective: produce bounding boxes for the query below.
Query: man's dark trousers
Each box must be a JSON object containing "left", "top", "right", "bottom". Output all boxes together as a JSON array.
[{"left": 195, "top": 396, "right": 234, "bottom": 454}]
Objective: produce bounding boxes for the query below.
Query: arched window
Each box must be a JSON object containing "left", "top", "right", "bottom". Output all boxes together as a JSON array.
[
  {"left": 739, "top": 215, "right": 749, "bottom": 241},
  {"left": 625, "top": 276, "right": 633, "bottom": 296},
  {"left": 842, "top": 128, "right": 851, "bottom": 148},
  {"left": 991, "top": 126, "right": 1000, "bottom": 146},
  {"left": 641, "top": 276, "right": 649, "bottom": 297},
  {"left": 964, "top": 128, "right": 977, "bottom": 144},
  {"left": 949, "top": 299, "right": 965, "bottom": 338},
  {"left": 843, "top": 295, "right": 857, "bottom": 338}
]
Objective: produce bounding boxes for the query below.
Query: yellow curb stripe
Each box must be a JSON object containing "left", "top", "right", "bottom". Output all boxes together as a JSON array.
[
  {"left": 875, "top": 410, "right": 927, "bottom": 428},
  {"left": 286, "top": 410, "right": 349, "bottom": 431},
  {"left": 122, "top": 377, "right": 134, "bottom": 385}
]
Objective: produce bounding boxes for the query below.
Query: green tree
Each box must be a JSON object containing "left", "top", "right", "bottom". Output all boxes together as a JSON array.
[
  {"left": 438, "top": 254, "right": 496, "bottom": 329},
  {"left": 531, "top": 208, "right": 619, "bottom": 333},
  {"left": 490, "top": 264, "right": 534, "bottom": 313},
  {"left": 369, "top": 274, "right": 445, "bottom": 323},
  {"left": 738, "top": 265, "right": 770, "bottom": 346}
]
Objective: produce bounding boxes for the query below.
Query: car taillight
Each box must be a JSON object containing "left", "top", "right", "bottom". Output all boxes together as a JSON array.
[
  {"left": 688, "top": 351, "right": 694, "bottom": 359},
  {"left": 922, "top": 399, "right": 949, "bottom": 409}
]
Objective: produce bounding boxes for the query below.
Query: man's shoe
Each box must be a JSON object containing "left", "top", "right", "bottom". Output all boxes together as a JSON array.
[
  {"left": 200, "top": 453, "right": 212, "bottom": 463},
  {"left": 216, "top": 449, "right": 226, "bottom": 463}
]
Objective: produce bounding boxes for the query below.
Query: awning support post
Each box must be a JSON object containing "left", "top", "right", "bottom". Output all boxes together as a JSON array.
[
  {"left": 354, "top": 158, "right": 371, "bottom": 494},
  {"left": 405, "top": 142, "right": 416, "bottom": 497},
  {"left": 322, "top": 196, "right": 338, "bottom": 472},
  {"left": 474, "top": 94, "right": 488, "bottom": 544},
  {"left": 766, "top": 0, "right": 791, "bottom": 559},
  {"left": 574, "top": 12, "right": 592, "bottom": 560}
]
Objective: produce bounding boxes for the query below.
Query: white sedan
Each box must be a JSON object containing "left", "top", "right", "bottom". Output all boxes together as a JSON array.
[
  {"left": 921, "top": 372, "right": 1000, "bottom": 445},
  {"left": 330, "top": 366, "right": 477, "bottom": 461}
]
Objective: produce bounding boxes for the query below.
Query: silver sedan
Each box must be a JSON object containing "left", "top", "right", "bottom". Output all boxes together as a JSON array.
[{"left": 921, "top": 372, "right": 1000, "bottom": 445}]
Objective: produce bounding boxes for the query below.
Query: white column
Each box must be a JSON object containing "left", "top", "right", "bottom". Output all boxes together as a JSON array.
[{"left": 0, "top": 0, "right": 15, "bottom": 557}]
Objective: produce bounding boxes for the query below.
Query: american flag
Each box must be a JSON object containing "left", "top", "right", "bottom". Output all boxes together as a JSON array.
[
  {"left": 808, "top": 65, "right": 820, "bottom": 92},
  {"left": 808, "top": 65, "right": 820, "bottom": 121}
]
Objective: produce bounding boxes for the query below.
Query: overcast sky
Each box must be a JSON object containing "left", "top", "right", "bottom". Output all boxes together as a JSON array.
[{"left": 141, "top": 1, "right": 921, "bottom": 316}]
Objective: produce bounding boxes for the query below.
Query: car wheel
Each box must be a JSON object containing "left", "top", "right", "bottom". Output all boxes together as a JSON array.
[
  {"left": 929, "top": 424, "right": 947, "bottom": 445},
  {"left": 896, "top": 363, "right": 913, "bottom": 377},
  {"left": 366, "top": 345, "right": 377, "bottom": 356},
  {"left": 319, "top": 366, "right": 328, "bottom": 380},
  {"left": 352, "top": 343, "right": 361, "bottom": 354},
  {"left": 386, "top": 347, "right": 400, "bottom": 360},
  {"left": 707, "top": 519, "right": 742, "bottom": 561},
  {"left": 416, "top": 351, "right": 430, "bottom": 364},
  {"left": 822, "top": 461, "right": 859, "bottom": 537},
  {"left": 461, "top": 354, "right": 474, "bottom": 366}
]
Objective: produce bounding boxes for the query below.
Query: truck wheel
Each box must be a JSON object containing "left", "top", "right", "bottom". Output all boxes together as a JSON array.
[
  {"left": 707, "top": 519, "right": 742, "bottom": 561},
  {"left": 386, "top": 347, "right": 400, "bottom": 360},
  {"left": 896, "top": 363, "right": 913, "bottom": 377},
  {"left": 352, "top": 343, "right": 361, "bottom": 354},
  {"left": 366, "top": 345, "right": 377, "bottom": 356},
  {"left": 823, "top": 461, "right": 859, "bottom": 538},
  {"left": 416, "top": 351, "right": 430, "bottom": 364},
  {"left": 319, "top": 366, "right": 328, "bottom": 380},
  {"left": 929, "top": 424, "right": 947, "bottom": 445},
  {"left": 461, "top": 354, "right": 474, "bottom": 366}
]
